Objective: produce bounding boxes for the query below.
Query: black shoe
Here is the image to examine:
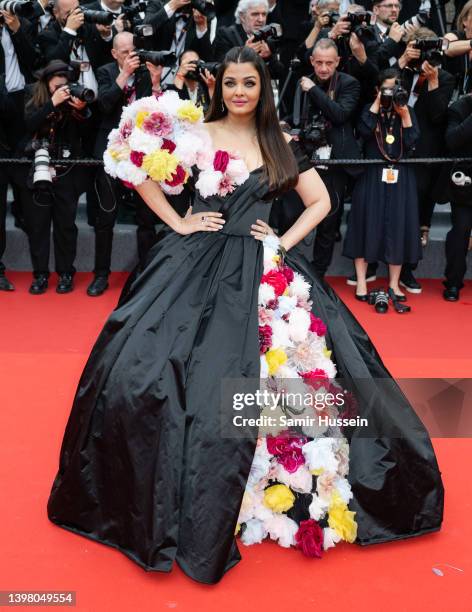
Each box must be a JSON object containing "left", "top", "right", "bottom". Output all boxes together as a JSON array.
[
  {"left": 0, "top": 273, "right": 14, "bottom": 291},
  {"left": 443, "top": 287, "right": 460, "bottom": 302},
  {"left": 346, "top": 265, "right": 377, "bottom": 286},
  {"left": 56, "top": 273, "right": 74, "bottom": 294},
  {"left": 388, "top": 288, "right": 411, "bottom": 313},
  {"left": 87, "top": 275, "right": 109, "bottom": 297},
  {"left": 399, "top": 270, "right": 422, "bottom": 294},
  {"left": 355, "top": 293, "right": 368, "bottom": 302},
  {"left": 29, "top": 274, "right": 49, "bottom": 295},
  {"left": 387, "top": 287, "right": 407, "bottom": 302}
]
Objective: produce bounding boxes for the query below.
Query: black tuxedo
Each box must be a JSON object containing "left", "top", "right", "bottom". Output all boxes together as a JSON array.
[
  {"left": 37, "top": 18, "right": 112, "bottom": 70},
  {"left": 0, "top": 19, "right": 38, "bottom": 82},
  {"left": 94, "top": 61, "right": 152, "bottom": 157},
  {"left": 143, "top": 0, "right": 213, "bottom": 60},
  {"left": 370, "top": 24, "right": 405, "bottom": 71}
]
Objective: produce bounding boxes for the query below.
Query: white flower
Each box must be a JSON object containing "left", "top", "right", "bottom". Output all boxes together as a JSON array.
[
  {"left": 288, "top": 307, "right": 311, "bottom": 342},
  {"left": 240, "top": 518, "right": 267, "bottom": 545},
  {"left": 273, "top": 462, "right": 313, "bottom": 493},
  {"left": 276, "top": 364, "right": 300, "bottom": 378},
  {"left": 115, "top": 160, "right": 147, "bottom": 185},
  {"left": 174, "top": 132, "right": 202, "bottom": 167},
  {"left": 128, "top": 129, "right": 163, "bottom": 155},
  {"left": 334, "top": 477, "right": 353, "bottom": 504},
  {"left": 264, "top": 514, "right": 299, "bottom": 548},
  {"left": 103, "top": 150, "right": 118, "bottom": 178},
  {"left": 258, "top": 283, "right": 275, "bottom": 307},
  {"left": 323, "top": 527, "right": 341, "bottom": 551},
  {"left": 302, "top": 438, "right": 338, "bottom": 474},
  {"left": 161, "top": 182, "right": 185, "bottom": 195},
  {"left": 289, "top": 272, "right": 311, "bottom": 301},
  {"left": 260, "top": 354, "right": 269, "bottom": 378},
  {"left": 308, "top": 493, "right": 329, "bottom": 520},
  {"left": 247, "top": 442, "right": 272, "bottom": 487},
  {"left": 277, "top": 295, "right": 298, "bottom": 317},
  {"left": 155, "top": 90, "right": 182, "bottom": 115},
  {"left": 271, "top": 318, "right": 293, "bottom": 349},
  {"left": 227, "top": 156, "right": 250, "bottom": 184},
  {"left": 263, "top": 234, "right": 280, "bottom": 252},
  {"left": 195, "top": 169, "right": 223, "bottom": 198}
]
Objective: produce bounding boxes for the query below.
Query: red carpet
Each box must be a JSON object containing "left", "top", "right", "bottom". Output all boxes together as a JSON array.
[{"left": 0, "top": 273, "right": 470, "bottom": 611}]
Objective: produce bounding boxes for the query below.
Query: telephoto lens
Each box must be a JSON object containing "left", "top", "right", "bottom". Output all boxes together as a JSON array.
[
  {"left": 82, "top": 9, "right": 114, "bottom": 25},
  {"left": 68, "top": 82, "right": 95, "bottom": 103},
  {"left": 136, "top": 50, "right": 177, "bottom": 67},
  {"left": 0, "top": 0, "right": 34, "bottom": 16}
]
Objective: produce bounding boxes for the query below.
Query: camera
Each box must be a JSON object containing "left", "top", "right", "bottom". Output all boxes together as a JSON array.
[
  {"left": 380, "top": 81, "right": 408, "bottom": 109},
  {"left": 343, "top": 12, "right": 376, "bottom": 44},
  {"left": 32, "top": 139, "right": 52, "bottom": 190},
  {"left": 122, "top": 0, "right": 146, "bottom": 30},
  {"left": 185, "top": 60, "right": 221, "bottom": 80},
  {"left": 291, "top": 116, "right": 330, "bottom": 153},
  {"left": 452, "top": 171, "right": 472, "bottom": 186},
  {"left": 368, "top": 289, "right": 389, "bottom": 314},
  {"left": 133, "top": 23, "right": 154, "bottom": 51},
  {"left": 412, "top": 37, "right": 449, "bottom": 71},
  {"left": 82, "top": 9, "right": 114, "bottom": 26},
  {"left": 0, "top": 0, "right": 34, "bottom": 17},
  {"left": 180, "top": 0, "right": 215, "bottom": 19},
  {"left": 401, "top": 10, "right": 429, "bottom": 30},
  {"left": 135, "top": 50, "right": 176, "bottom": 67},
  {"left": 68, "top": 82, "right": 95, "bottom": 103},
  {"left": 252, "top": 23, "right": 283, "bottom": 43},
  {"left": 327, "top": 10, "right": 340, "bottom": 27}
]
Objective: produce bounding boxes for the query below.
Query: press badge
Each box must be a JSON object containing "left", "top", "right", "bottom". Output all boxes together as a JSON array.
[{"left": 382, "top": 167, "right": 399, "bottom": 184}]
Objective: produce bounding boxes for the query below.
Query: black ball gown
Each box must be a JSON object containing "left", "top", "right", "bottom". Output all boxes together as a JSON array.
[{"left": 47, "top": 139, "right": 444, "bottom": 584}]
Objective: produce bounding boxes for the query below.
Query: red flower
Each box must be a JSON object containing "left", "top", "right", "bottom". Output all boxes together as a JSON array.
[
  {"left": 259, "top": 324, "right": 272, "bottom": 354},
  {"left": 282, "top": 265, "right": 294, "bottom": 283},
  {"left": 261, "top": 270, "right": 288, "bottom": 297},
  {"left": 309, "top": 312, "right": 327, "bottom": 336},
  {"left": 300, "top": 369, "right": 329, "bottom": 390},
  {"left": 295, "top": 519, "right": 323, "bottom": 558},
  {"left": 165, "top": 165, "right": 186, "bottom": 187},
  {"left": 161, "top": 138, "right": 176, "bottom": 153},
  {"left": 130, "top": 150, "right": 144, "bottom": 167},
  {"left": 267, "top": 431, "right": 307, "bottom": 473},
  {"left": 121, "top": 180, "right": 135, "bottom": 190},
  {"left": 213, "top": 150, "right": 230, "bottom": 173}
]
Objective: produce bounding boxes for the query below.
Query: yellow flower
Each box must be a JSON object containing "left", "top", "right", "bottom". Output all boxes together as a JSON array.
[
  {"left": 328, "top": 491, "right": 357, "bottom": 543},
  {"left": 310, "top": 468, "right": 324, "bottom": 476},
  {"left": 323, "top": 347, "right": 332, "bottom": 359},
  {"left": 263, "top": 484, "right": 295, "bottom": 513},
  {"left": 177, "top": 101, "right": 203, "bottom": 123},
  {"left": 272, "top": 255, "right": 280, "bottom": 265},
  {"left": 136, "top": 110, "right": 150, "bottom": 129},
  {"left": 265, "top": 348, "right": 287, "bottom": 376},
  {"left": 142, "top": 150, "right": 179, "bottom": 182},
  {"left": 234, "top": 523, "right": 241, "bottom": 536}
]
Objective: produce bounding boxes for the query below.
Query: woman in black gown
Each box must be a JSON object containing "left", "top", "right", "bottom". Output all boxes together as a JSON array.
[{"left": 47, "top": 48, "right": 444, "bottom": 585}]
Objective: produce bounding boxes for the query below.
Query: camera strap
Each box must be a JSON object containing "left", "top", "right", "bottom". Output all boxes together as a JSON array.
[{"left": 375, "top": 112, "right": 403, "bottom": 163}]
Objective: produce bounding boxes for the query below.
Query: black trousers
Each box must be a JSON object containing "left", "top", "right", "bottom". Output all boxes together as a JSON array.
[
  {"left": 19, "top": 166, "right": 80, "bottom": 276},
  {"left": 415, "top": 165, "right": 437, "bottom": 229},
  {"left": 314, "top": 168, "right": 347, "bottom": 277},
  {"left": 0, "top": 169, "right": 7, "bottom": 274},
  {"left": 444, "top": 202, "right": 472, "bottom": 290}
]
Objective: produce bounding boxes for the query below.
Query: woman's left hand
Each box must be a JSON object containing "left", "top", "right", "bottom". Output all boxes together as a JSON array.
[
  {"left": 201, "top": 69, "right": 216, "bottom": 98},
  {"left": 251, "top": 219, "right": 276, "bottom": 241},
  {"left": 68, "top": 96, "right": 86, "bottom": 110}
]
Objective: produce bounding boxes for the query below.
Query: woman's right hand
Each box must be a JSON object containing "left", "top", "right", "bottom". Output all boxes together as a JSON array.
[
  {"left": 177, "top": 207, "right": 225, "bottom": 235},
  {"left": 51, "top": 85, "right": 70, "bottom": 107}
]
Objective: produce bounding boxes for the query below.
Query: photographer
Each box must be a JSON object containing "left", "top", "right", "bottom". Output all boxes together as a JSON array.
[
  {"left": 17, "top": 60, "right": 92, "bottom": 295},
  {"left": 396, "top": 27, "right": 454, "bottom": 293},
  {"left": 343, "top": 68, "right": 421, "bottom": 312},
  {"left": 0, "top": 83, "right": 16, "bottom": 291},
  {"left": 444, "top": 0, "right": 472, "bottom": 97},
  {"left": 300, "top": 0, "right": 340, "bottom": 60},
  {"left": 370, "top": 0, "right": 407, "bottom": 70},
  {"left": 212, "top": 0, "right": 285, "bottom": 80},
  {"left": 292, "top": 38, "right": 361, "bottom": 279},
  {"left": 167, "top": 48, "right": 215, "bottom": 111},
  {"left": 144, "top": 0, "right": 213, "bottom": 83},
  {"left": 82, "top": 0, "right": 128, "bottom": 38},
  {"left": 442, "top": 93, "right": 472, "bottom": 301}
]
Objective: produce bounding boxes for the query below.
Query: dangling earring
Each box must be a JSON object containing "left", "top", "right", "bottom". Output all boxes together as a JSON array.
[{"left": 221, "top": 100, "right": 226, "bottom": 113}]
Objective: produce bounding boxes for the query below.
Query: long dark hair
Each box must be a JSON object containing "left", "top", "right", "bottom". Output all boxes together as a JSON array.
[{"left": 205, "top": 46, "right": 298, "bottom": 199}]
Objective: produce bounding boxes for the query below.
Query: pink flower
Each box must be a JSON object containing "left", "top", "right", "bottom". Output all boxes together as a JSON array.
[
  {"left": 259, "top": 324, "right": 273, "bottom": 354},
  {"left": 266, "top": 298, "right": 279, "bottom": 310},
  {"left": 161, "top": 138, "right": 176, "bottom": 153},
  {"left": 165, "top": 165, "right": 186, "bottom": 187},
  {"left": 300, "top": 369, "right": 329, "bottom": 390},
  {"left": 266, "top": 431, "right": 307, "bottom": 473},
  {"left": 317, "top": 471, "right": 336, "bottom": 499},
  {"left": 142, "top": 111, "right": 173, "bottom": 137},
  {"left": 309, "top": 313, "right": 327, "bottom": 336},
  {"left": 218, "top": 174, "right": 235, "bottom": 197},
  {"left": 295, "top": 519, "right": 323, "bottom": 558},
  {"left": 130, "top": 150, "right": 145, "bottom": 167},
  {"left": 213, "top": 150, "right": 230, "bottom": 173},
  {"left": 282, "top": 265, "right": 294, "bottom": 283},
  {"left": 258, "top": 306, "right": 274, "bottom": 326},
  {"left": 121, "top": 179, "right": 135, "bottom": 189},
  {"left": 260, "top": 270, "right": 288, "bottom": 297},
  {"left": 120, "top": 120, "right": 133, "bottom": 139}
]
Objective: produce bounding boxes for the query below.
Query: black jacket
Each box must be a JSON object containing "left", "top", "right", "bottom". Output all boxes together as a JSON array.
[
  {"left": 94, "top": 61, "right": 152, "bottom": 157},
  {"left": 214, "top": 0, "right": 238, "bottom": 27},
  {"left": 292, "top": 71, "right": 362, "bottom": 161},
  {"left": 212, "top": 23, "right": 285, "bottom": 79},
  {"left": 445, "top": 94, "right": 472, "bottom": 155},
  {"left": 401, "top": 68, "right": 455, "bottom": 157},
  {"left": 370, "top": 24, "right": 405, "bottom": 71},
  {"left": 269, "top": 0, "right": 311, "bottom": 43},
  {"left": 37, "top": 19, "right": 112, "bottom": 70},
  {"left": 143, "top": 0, "right": 213, "bottom": 60},
  {"left": 0, "top": 19, "right": 38, "bottom": 82}
]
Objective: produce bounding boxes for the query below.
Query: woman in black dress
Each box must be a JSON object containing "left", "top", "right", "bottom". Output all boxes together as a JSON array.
[
  {"left": 47, "top": 50, "right": 443, "bottom": 584},
  {"left": 343, "top": 68, "right": 422, "bottom": 310}
]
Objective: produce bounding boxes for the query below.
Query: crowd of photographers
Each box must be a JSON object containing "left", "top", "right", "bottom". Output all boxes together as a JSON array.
[{"left": 0, "top": 0, "right": 471, "bottom": 307}]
